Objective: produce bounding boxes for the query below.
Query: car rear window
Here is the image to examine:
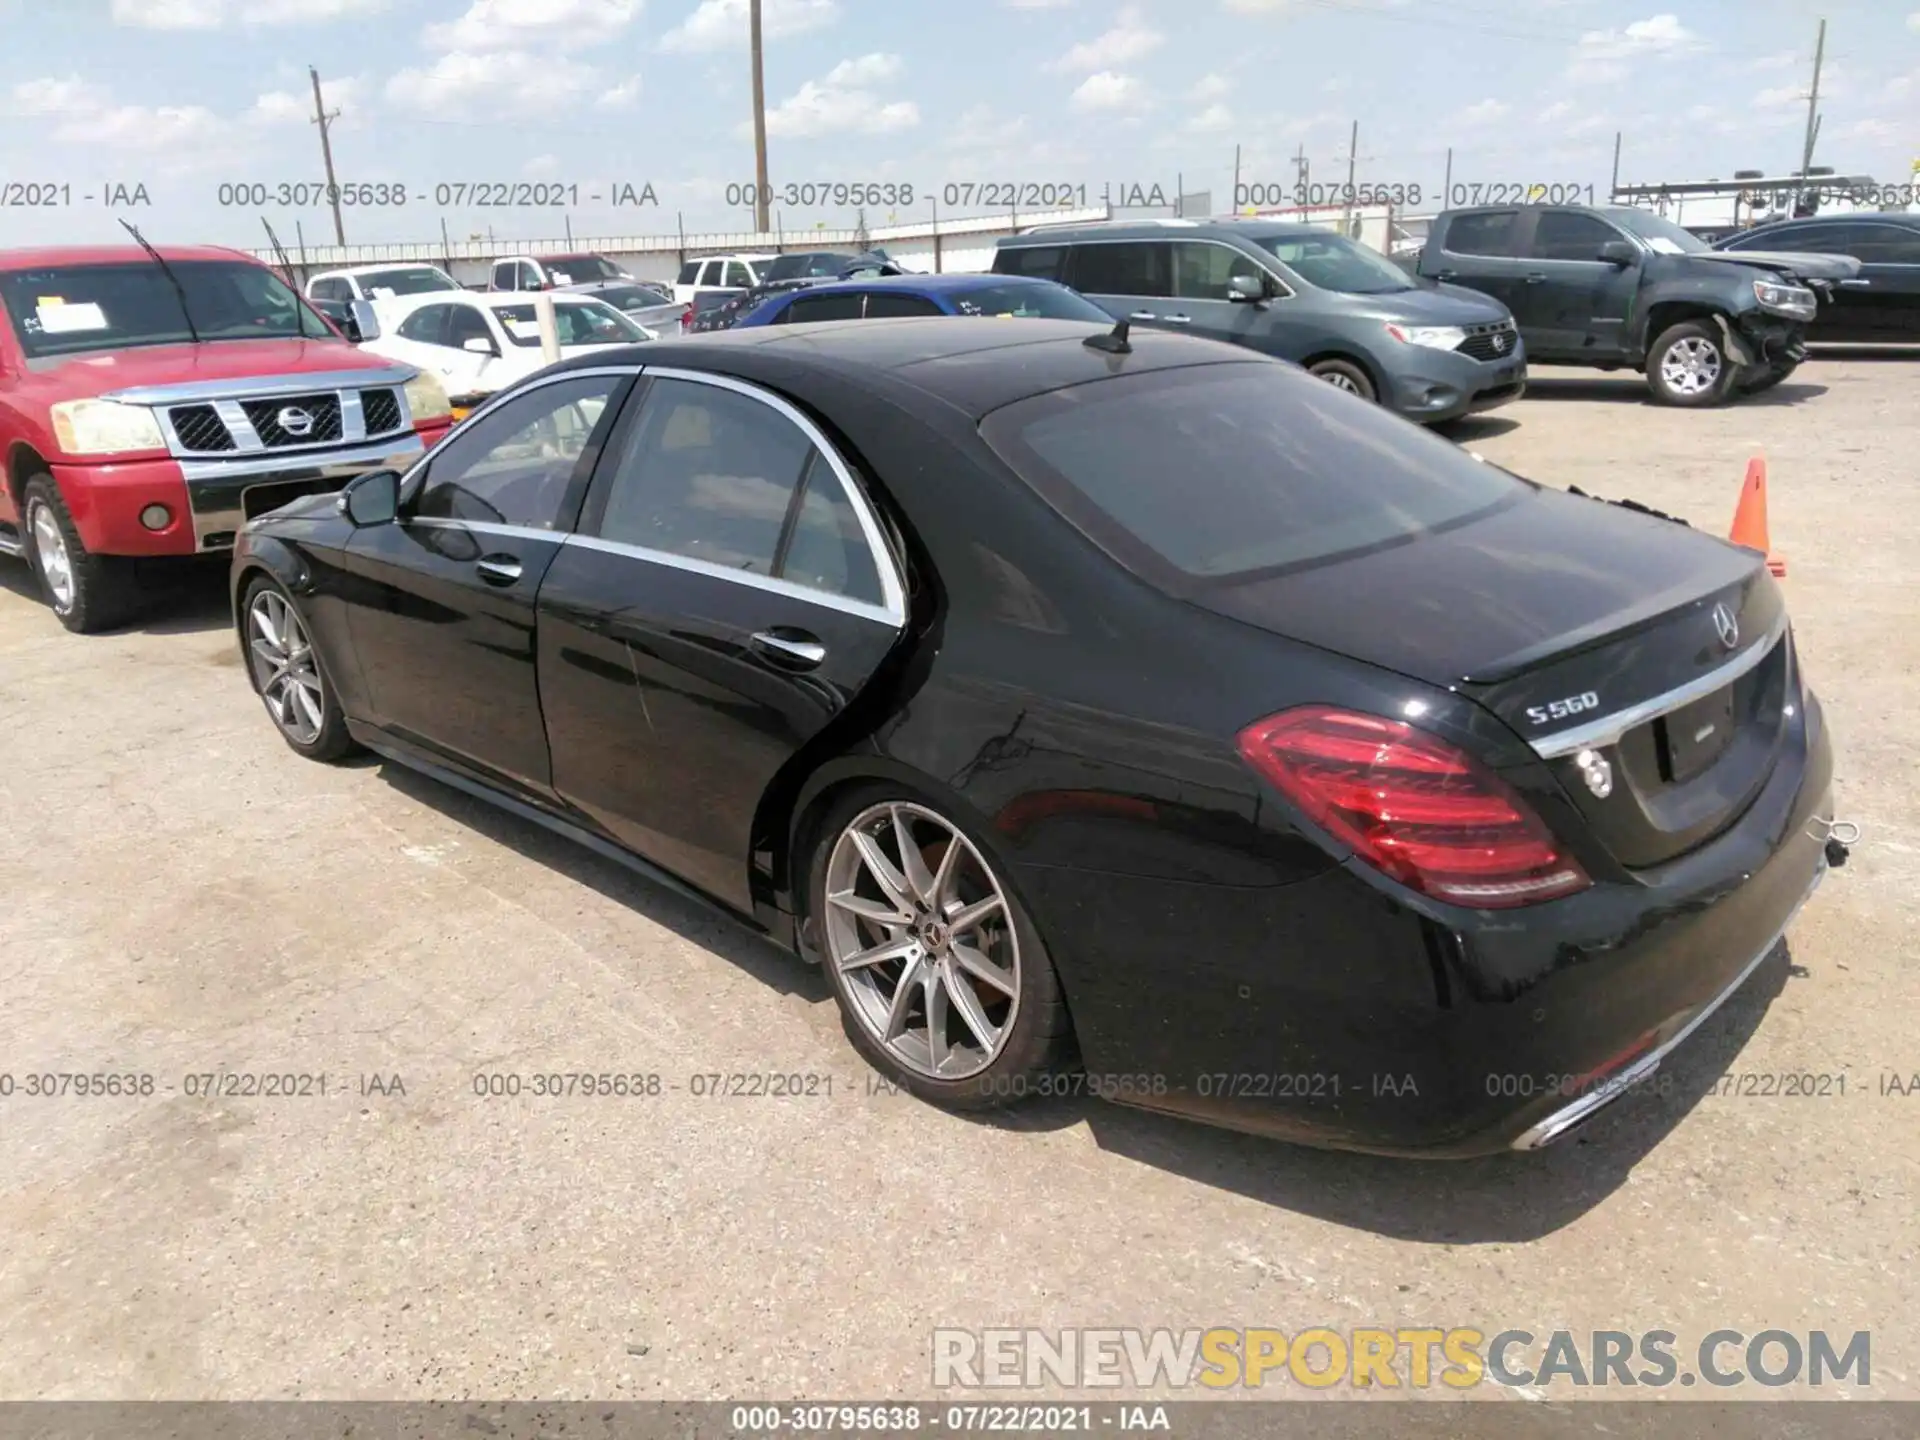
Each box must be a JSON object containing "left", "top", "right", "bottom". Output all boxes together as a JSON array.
[
  {"left": 948, "top": 282, "right": 1112, "bottom": 320},
  {"left": 979, "top": 362, "right": 1523, "bottom": 585}
]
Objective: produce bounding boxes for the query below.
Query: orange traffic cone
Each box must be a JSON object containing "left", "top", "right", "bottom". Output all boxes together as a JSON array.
[{"left": 1730, "top": 452, "right": 1786, "bottom": 578}]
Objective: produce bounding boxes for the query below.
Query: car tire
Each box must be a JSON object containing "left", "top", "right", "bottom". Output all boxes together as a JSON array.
[
  {"left": 1738, "top": 358, "right": 1799, "bottom": 394},
  {"left": 1307, "top": 358, "right": 1377, "bottom": 402},
  {"left": 20, "top": 474, "right": 145, "bottom": 634},
  {"left": 1645, "top": 320, "right": 1737, "bottom": 407},
  {"left": 239, "top": 573, "right": 358, "bottom": 762},
  {"left": 806, "top": 787, "right": 1075, "bottom": 1110}
]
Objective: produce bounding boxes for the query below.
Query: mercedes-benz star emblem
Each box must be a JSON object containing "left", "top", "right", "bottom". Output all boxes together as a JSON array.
[
  {"left": 276, "top": 405, "right": 315, "bottom": 437},
  {"left": 1712, "top": 602, "right": 1740, "bottom": 651}
]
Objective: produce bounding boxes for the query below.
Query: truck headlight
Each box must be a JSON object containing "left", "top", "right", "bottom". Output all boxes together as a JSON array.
[
  {"left": 404, "top": 370, "right": 452, "bottom": 423},
  {"left": 49, "top": 398, "right": 166, "bottom": 456},
  {"left": 1753, "top": 280, "right": 1816, "bottom": 321},
  {"left": 1385, "top": 323, "right": 1469, "bottom": 351}
]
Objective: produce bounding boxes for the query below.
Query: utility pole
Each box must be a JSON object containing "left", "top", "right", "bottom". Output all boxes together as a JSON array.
[
  {"left": 1232, "top": 143, "right": 1241, "bottom": 211},
  {"left": 749, "top": 0, "right": 771, "bottom": 234},
  {"left": 1292, "top": 142, "right": 1309, "bottom": 206},
  {"left": 309, "top": 66, "right": 346, "bottom": 247},
  {"left": 1344, "top": 120, "right": 1359, "bottom": 197},
  {"left": 1798, "top": 18, "right": 1826, "bottom": 182},
  {"left": 1610, "top": 131, "right": 1623, "bottom": 199}
]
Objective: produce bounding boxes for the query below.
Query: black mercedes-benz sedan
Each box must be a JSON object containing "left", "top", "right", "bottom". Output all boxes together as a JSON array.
[{"left": 230, "top": 316, "right": 1841, "bottom": 1157}]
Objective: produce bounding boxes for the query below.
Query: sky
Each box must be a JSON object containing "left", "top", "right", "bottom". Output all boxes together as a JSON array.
[{"left": 0, "top": 0, "right": 1915, "bottom": 252}]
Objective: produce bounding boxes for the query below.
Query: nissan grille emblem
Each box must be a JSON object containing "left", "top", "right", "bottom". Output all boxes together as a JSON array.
[
  {"left": 1492, "top": 332, "right": 1508, "bottom": 352},
  {"left": 1712, "top": 602, "right": 1740, "bottom": 651},
  {"left": 276, "top": 405, "right": 315, "bottom": 438}
]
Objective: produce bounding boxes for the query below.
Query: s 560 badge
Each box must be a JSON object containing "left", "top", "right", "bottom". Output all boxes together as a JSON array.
[{"left": 1526, "top": 690, "right": 1601, "bottom": 726}]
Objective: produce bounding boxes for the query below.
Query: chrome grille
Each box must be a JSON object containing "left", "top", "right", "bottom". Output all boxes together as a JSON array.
[
  {"left": 241, "top": 394, "right": 344, "bottom": 448},
  {"left": 360, "top": 387, "right": 403, "bottom": 435},
  {"left": 1455, "top": 320, "right": 1519, "bottom": 363},
  {"left": 168, "top": 404, "right": 235, "bottom": 452}
]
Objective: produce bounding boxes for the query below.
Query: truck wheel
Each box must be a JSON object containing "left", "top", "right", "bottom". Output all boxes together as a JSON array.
[
  {"left": 1739, "top": 358, "right": 1800, "bottom": 395},
  {"left": 1307, "top": 358, "right": 1377, "bottom": 402},
  {"left": 21, "top": 475, "right": 145, "bottom": 634},
  {"left": 1645, "top": 321, "right": 1737, "bottom": 407}
]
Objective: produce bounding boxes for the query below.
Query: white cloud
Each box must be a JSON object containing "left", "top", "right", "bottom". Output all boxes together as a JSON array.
[
  {"left": 5, "top": 75, "right": 110, "bottom": 116},
  {"left": 1048, "top": 5, "right": 1161, "bottom": 73},
  {"left": 1222, "top": 0, "right": 1289, "bottom": 10},
  {"left": 1909, "top": 11, "right": 1920, "bottom": 33},
  {"left": 1071, "top": 70, "right": 1147, "bottom": 112},
  {"left": 385, "top": 49, "right": 603, "bottom": 117},
  {"left": 249, "top": 75, "right": 366, "bottom": 124},
  {"left": 1538, "top": 99, "right": 1575, "bottom": 122},
  {"left": 523, "top": 153, "right": 559, "bottom": 175},
  {"left": 111, "top": 0, "right": 387, "bottom": 25},
  {"left": 1748, "top": 50, "right": 1798, "bottom": 72},
  {"left": 763, "top": 53, "right": 917, "bottom": 137},
  {"left": 1004, "top": 0, "right": 1071, "bottom": 6},
  {"left": 597, "top": 74, "right": 643, "bottom": 108},
  {"left": 1191, "top": 72, "right": 1231, "bottom": 101},
  {"left": 1454, "top": 98, "right": 1510, "bottom": 126},
  {"left": 658, "top": 0, "right": 838, "bottom": 51},
  {"left": 1753, "top": 82, "right": 1806, "bottom": 111},
  {"left": 424, "top": 0, "right": 641, "bottom": 52},
  {"left": 4, "top": 73, "right": 225, "bottom": 150},
  {"left": 1185, "top": 102, "right": 1231, "bottom": 133},
  {"left": 1567, "top": 13, "right": 1702, "bottom": 83}
]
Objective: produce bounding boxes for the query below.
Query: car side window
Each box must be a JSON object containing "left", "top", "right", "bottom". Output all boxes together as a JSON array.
[
  {"left": 445, "top": 305, "right": 495, "bottom": 352},
  {"left": 396, "top": 304, "right": 449, "bottom": 345},
  {"left": 1173, "top": 242, "right": 1265, "bottom": 299},
  {"left": 491, "top": 262, "right": 515, "bottom": 290},
  {"left": 996, "top": 245, "right": 1065, "bottom": 280},
  {"left": 1856, "top": 228, "right": 1920, "bottom": 264},
  {"left": 413, "top": 374, "right": 622, "bottom": 530},
  {"left": 723, "top": 261, "right": 753, "bottom": 288},
  {"left": 785, "top": 292, "right": 866, "bottom": 323},
  {"left": 587, "top": 377, "right": 882, "bottom": 606},
  {"left": 677, "top": 260, "right": 702, "bottom": 285},
  {"left": 1529, "top": 211, "right": 1622, "bottom": 261},
  {"left": 1068, "top": 242, "right": 1172, "bottom": 298},
  {"left": 1445, "top": 211, "right": 1521, "bottom": 257},
  {"left": 695, "top": 260, "right": 718, "bottom": 286},
  {"left": 862, "top": 292, "right": 943, "bottom": 318}
]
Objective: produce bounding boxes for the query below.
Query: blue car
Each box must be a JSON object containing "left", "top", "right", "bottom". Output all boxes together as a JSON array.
[{"left": 732, "top": 272, "right": 1115, "bottom": 327}]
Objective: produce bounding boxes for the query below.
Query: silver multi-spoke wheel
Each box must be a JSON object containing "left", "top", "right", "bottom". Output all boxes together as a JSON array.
[
  {"left": 247, "top": 588, "right": 326, "bottom": 746},
  {"left": 822, "top": 801, "right": 1021, "bottom": 1081},
  {"left": 27, "top": 499, "right": 75, "bottom": 612},
  {"left": 1659, "top": 336, "right": 1722, "bottom": 396},
  {"left": 1319, "top": 370, "right": 1362, "bottom": 393}
]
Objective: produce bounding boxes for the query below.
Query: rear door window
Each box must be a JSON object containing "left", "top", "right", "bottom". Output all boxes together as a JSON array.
[
  {"left": 862, "top": 292, "right": 943, "bottom": 318},
  {"left": 723, "top": 261, "right": 753, "bottom": 288},
  {"left": 994, "top": 245, "right": 1066, "bottom": 280},
  {"left": 676, "top": 260, "right": 702, "bottom": 285},
  {"left": 1444, "top": 211, "right": 1522, "bottom": 257},
  {"left": 1067, "top": 242, "right": 1172, "bottom": 298},
  {"left": 980, "top": 362, "right": 1521, "bottom": 587},
  {"left": 1528, "top": 212, "right": 1621, "bottom": 261},
  {"left": 785, "top": 292, "right": 867, "bottom": 323},
  {"left": 1173, "top": 242, "right": 1266, "bottom": 299}
]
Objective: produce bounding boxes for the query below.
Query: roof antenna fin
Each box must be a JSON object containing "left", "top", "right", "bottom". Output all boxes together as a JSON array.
[{"left": 1082, "top": 315, "right": 1131, "bottom": 354}]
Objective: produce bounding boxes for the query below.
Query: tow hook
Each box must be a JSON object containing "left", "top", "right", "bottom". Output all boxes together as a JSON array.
[{"left": 1808, "top": 818, "right": 1860, "bottom": 869}]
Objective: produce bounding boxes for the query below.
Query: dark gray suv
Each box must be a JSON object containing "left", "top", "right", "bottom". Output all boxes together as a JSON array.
[{"left": 992, "top": 218, "right": 1525, "bottom": 424}]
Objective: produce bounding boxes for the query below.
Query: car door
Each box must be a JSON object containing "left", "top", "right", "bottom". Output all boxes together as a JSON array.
[
  {"left": 1428, "top": 209, "right": 1531, "bottom": 338},
  {"left": 437, "top": 303, "right": 504, "bottom": 395},
  {"left": 535, "top": 368, "right": 908, "bottom": 912},
  {"left": 386, "top": 302, "right": 451, "bottom": 370},
  {"left": 1168, "top": 240, "right": 1285, "bottom": 353},
  {"left": 1519, "top": 209, "right": 1639, "bottom": 358},
  {"left": 1063, "top": 241, "right": 1174, "bottom": 328},
  {"left": 1848, "top": 224, "right": 1920, "bottom": 343},
  {"left": 341, "top": 370, "right": 632, "bottom": 801}
]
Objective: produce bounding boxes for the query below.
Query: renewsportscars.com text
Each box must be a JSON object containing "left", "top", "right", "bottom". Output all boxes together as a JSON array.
[{"left": 931, "top": 1327, "right": 1871, "bottom": 1391}]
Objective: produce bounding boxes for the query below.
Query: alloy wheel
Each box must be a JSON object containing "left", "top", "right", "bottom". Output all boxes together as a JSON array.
[
  {"left": 1320, "top": 371, "right": 1362, "bottom": 393},
  {"left": 822, "top": 801, "right": 1022, "bottom": 1081},
  {"left": 1660, "top": 337, "right": 1722, "bottom": 396},
  {"left": 247, "top": 589, "right": 326, "bottom": 746},
  {"left": 27, "top": 500, "right": 75, "bottom": 613}
]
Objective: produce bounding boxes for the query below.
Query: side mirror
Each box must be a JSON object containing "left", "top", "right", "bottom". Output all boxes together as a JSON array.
[
  {"left": 462, "top": 335, "right": 498, "bottom": 355},
  {"left": 340, "top": 468, "right": 400, "bottom": 527},
  {"left": 348, "top": 299, "right": 381, "bottom": 342},
  {"left": 1228, "top": 273, "right": 1269, "bottom": 303},
  {"left": 1597, "top": 239, "right": 1638, "bottom": 267}
]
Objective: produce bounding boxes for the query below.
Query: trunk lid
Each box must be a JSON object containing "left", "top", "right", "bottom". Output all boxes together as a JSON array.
[{"left": 1198, "top": 484, "right": 1796, "bottom": 867}]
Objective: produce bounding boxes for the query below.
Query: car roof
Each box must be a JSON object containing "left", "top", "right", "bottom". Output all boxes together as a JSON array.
[
  {"left": 382, "top": 289, "right": 611, "bottom": 314},
  {"left": 553, "top": 316, "right": 1266, "bottom": 419},
  {"left": 0, "top": 244, "right": 255, "bottom": 272},
  {"left": 778, "top": 273, "right": 1057, "bottom": 297},
  {"left": 996, "top": 218, "right": 1332, "bottom": 246},
  {"left": 1739, "top": 212, "right": 1920, "bottom": 232},
  {"left": 322, "top": 263, "right": 450, "bottom": 277}
]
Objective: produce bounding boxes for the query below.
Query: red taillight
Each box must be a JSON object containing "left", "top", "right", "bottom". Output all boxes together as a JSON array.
[{"left": 1236, "top": 706, "right": 1590, "bottom": 909}]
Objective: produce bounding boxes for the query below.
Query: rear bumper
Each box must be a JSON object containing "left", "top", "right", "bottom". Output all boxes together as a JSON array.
[
  {"left": 1023, "top": 692, "right": 1836, "bottom": 1158},
  {"left": 51, "top": 422, "right": 451, "bottom": 557}
]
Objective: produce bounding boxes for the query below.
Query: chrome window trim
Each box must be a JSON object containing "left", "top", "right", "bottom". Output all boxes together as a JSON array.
[
  {"left": 1527, "top": 611, "right": 1790, "bottom": 759},
  {"left": 1169, "top": 237, "right": 1297, "bottom": 301},
  {"left": 625, "top": 365, "right": 908, "bottom": 624},
  {"left": 1066, "top": 236, "right": 1295, "bottom": 302},
  {"left": 561, "top": 533, "right": 900, "bottom": 627},
  {"left": 407, "top": 517, "right": 564, "bottom": 544}
]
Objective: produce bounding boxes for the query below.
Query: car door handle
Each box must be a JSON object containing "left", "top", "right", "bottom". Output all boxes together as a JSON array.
[
  {"left": 1162, "top": 314, "right": 1192, "bottom": 324},
  {"left": 1128, "top": 310, "right": 1157, "bottom": 321},
  {"left": 476, "top": 554, "right": 523, "bottom": 586},
  {"left": 751, "top": 628, "right": 826, "bottom": 669},
  {"left": 1839, "top": 278, "right": 1871, "bottom": 288},
  {"left": 1435, "top": 269, "right": 1458, "bottom": 280},
  {"left": 1524, "top": 272, "right": 1547, "bottom": 283}
]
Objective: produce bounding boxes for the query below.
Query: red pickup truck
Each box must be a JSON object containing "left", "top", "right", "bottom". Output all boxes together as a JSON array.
[{"left": 0, "top": 244, "right": 455, "bottom": 632}]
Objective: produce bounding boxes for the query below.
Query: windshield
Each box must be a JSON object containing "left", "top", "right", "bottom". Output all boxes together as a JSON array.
[
  {"left": 765, "top": 252, "right": 853, "bottom": 281},
  {"left": 949, "top": 281, "right": 1114, "bottom": 321},
  {"left": 492, "top": 299, "right": 650, "bottom": 347},
  {"left": 1606, "top": 209, "right": 1710, "bottom": 255},
  {"left": 1254, "top": 232, "right": 1414, "bottom": 294},
  {"left": 0, "top": 259, "right": 335, "bottom": 359},
  {"left": 356, "top": 266, "right": 458, "bottom": 297},
  {"left": 547, "top": 255, "right": 627, "bottom": 282},
  {"left": 981, "top": 362, "right": 1521, "bottom": 584}
]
